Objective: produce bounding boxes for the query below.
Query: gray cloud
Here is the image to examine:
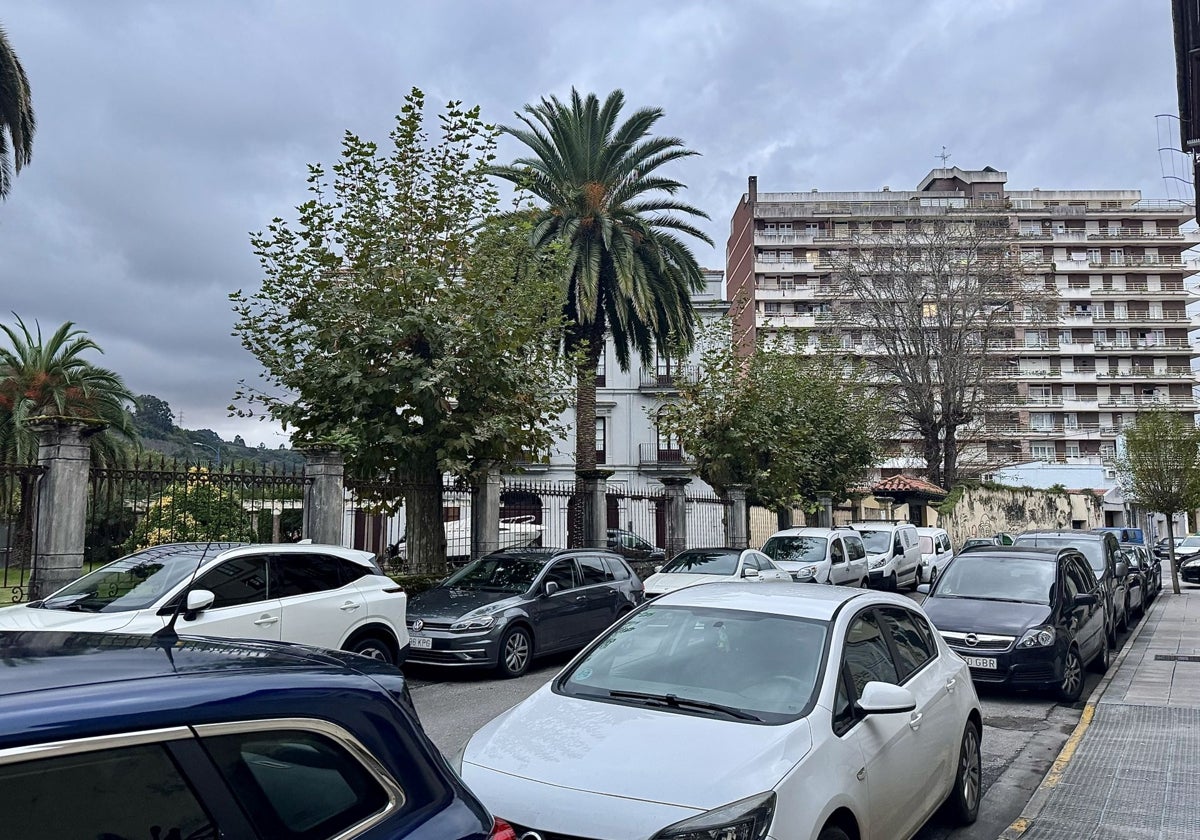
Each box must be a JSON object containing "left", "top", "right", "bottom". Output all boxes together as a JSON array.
[{"left": 0, "top": 0, "right": 1185, "bottom": 444}]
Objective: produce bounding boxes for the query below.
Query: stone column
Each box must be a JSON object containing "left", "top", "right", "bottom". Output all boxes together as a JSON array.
[
  {"left": 471, "top": 467, "right": 502, "bottom": 559},
  {"left": 724, "top": 483, "right": 749, "bottom": 549},
  {"left": 818, "top": 494, "right": 834, "bottom": 528},
  {"left": 302, "top": 447, "right": 345, "bottom": 546},
  {"left": 660, "top": 476, "right": 691, "bottom": 558},
  {"left": 29, "top": 419, "right": 99, "bottom": 600},
  {"left": 577, "top": 469, "right": 613, "bottom": 549}
]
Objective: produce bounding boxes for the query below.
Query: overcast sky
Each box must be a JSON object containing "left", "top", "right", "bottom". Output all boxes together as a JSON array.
[{"left": 0, "top": 0, "right": 1189, "bottom": 446}]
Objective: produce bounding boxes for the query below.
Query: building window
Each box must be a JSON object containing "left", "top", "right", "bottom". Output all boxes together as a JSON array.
[
  {"left": 1063, "top": 413, "right": 1079, "bottom": 429},
  {"left": 656, "top": 409, "right": 681, "bottom": 463},
  {"left": 764, "top": 302, "right": 781, "bottom": 315},
  {"left": 595, "top": 348, "right": 606, "bottom": 388},
  {"left": 1065, "top": 443, "right": 1081, "bottom": 458},
  {"left": 1087, "top": 249, "right": 1101, "bottom": 264},
  {"left": 595, "top": 417, "right": 607, "bottom": 465},
  {"left": 1031, "top": 413, "right": 1055, "bottom": 431},
  {"left": 1032, "top": 443, "right": 1057, "bottom": 462},
  {"left": 1093, "top": 330, "right": 1107, "bottom": 345},
  {"left": 1059, "top": 330, "right": 1073, "bottom": 345}
]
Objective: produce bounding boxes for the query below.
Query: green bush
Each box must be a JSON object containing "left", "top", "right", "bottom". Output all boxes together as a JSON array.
[{"left": 389, "top": 573, "right": 446, "bottom": 596}]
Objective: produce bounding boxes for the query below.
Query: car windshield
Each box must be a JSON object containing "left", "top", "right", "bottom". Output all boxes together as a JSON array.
[
  {"left": 442, "top": 556, "right": 545, "bottom": 593},
  {"left": 559, "top": 605, "right": 828, "bottom": 724},
  {"left": 933, "top": 554, "right": 1057, "bottom": 605},
  {"left": 919, "top": 536, "right": 935, "bottom": 554},
  {"left": 660, "top": 550, "right": 740, "bottom": 575},
  {"left": 761, "top": 536, "right": 826, "bottom": 564},
  {"left": 1180, "top": 536, "right": 1200, "bottom": 548},
  {"left": 39, "top": 547, "right": 222, "bottom": 613},
  {"left": 856, "top": 529, "right": 891, "bottom": 553},
  {"left": 1014, "top": 536, "right": 1105, "bottom": 575}
]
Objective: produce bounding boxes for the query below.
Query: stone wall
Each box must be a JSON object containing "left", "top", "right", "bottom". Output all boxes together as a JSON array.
[{"left": 933, "top": 484, "right": 1104, "bottom": 548}]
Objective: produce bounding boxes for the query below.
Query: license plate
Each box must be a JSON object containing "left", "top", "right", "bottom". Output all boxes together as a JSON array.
[
  {"left": 410, "top": 636, "right": 432, "bottom": 650},
  {"left": 963, "top": 655, "right": 997, "bottom": 669}
]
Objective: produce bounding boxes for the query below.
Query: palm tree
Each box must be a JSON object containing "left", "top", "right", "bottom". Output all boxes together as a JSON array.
[
  {"left": 0, "top": 317, "right": 136, "bottom": 576},
  {"left": 0, "top": 24, "right": 34, "bottom": 199},
  {"left": 490, "top": 89, "right": 713, "bottom": 475}
]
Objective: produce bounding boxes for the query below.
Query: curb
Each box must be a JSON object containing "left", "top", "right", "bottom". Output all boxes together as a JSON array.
[{"left": 996, "top": 586, "right": 1163, "bottom": 840}]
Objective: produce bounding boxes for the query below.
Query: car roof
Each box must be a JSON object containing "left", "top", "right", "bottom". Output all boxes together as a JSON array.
[
  {"left": 850, "top": 521, "right": 913, "bottom": 530},
  {"left": 1017, "top": 530, "right": 1104, "bottom": 541},
  {"left": 765, "top": 527, "right": 853, "bottom": 538},
  {"left": 651, "top": 580, "right": 887, "bottom": 621},
  {"left": 129, "top": 541, "right": 380, "bottom": 569},
  {"left": 955, "top": 545, "right": 1063, "bottom": 562},
  {"left": 486, "top": 547, "right": 625, "bottom": 562},
  {"left": 915, "top": 526, "right": 948, "bottom": 535}
]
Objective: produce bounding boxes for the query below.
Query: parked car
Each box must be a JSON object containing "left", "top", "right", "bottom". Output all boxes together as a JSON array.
[
  {"left": 1121, "top": 543, "right": 1157, "bottom": 608},
  {"left": 1153, "top": 536, "right": 1183, "bottom": 561},
  {"left": 458, "top": 582, "right": 984, "bottom": 840},
  {"left": 961, "top": 533, "right": 1015, "bottom": 551},
  {"left": 405, "top": 548, "right": 643, "bottom": 678},
  {"left": 1180, "top": 549, "right": 1200, "bottom": 585},
  {"left": 606, "top": 528, "right": 665, "bottom": 579},
  {"left": 396, "top": 517, "right": 544, "bottom": 563},
  {"left": 0, "top": 542, "right": 411, "bottom": 663},
  {"left": 641, "top": 547, "right": 791, "bottom": 598},
  {"left": 920, "top": 546, "right": 1109, "bottom": 701},
  {"left": 1171, "top": 534, "right": 1200, "bottom": 568},
  {"left": 850, "top": 521, "right": 922, "bottom": 590},
  {"left": 1012, "top": 530, "right": 1128, "bottom": 647},
  {"left": 916, "top": 526, "right": 955, "bottom": 585},
  {"left": 760, "top": 526, "right": 869, "bottom": 586},
  {"left": 0, "top": 629, "right": 508, "bottom": 839}
]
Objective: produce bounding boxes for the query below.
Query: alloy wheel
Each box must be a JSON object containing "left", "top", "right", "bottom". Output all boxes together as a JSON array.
[
  {"left": 960, "top": 725, "right": 981, "bottom": 814},
  {"left": 1059, "top": 649, "right": 1083, "bottom": 702},
  {"left": 504, "top": 630, "right": 530, "bottom": 675}
]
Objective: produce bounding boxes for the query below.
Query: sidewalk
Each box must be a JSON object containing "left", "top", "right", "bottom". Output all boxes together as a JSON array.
[{"left": 1002, "top": 581, "right": 1200, "bottom": 840}]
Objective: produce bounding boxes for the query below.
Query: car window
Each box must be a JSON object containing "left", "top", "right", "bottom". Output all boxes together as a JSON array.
[
  {"left": 919, "top": 536, "right": 935, "bottom": 554},
  {"left": 877, "top": 607, "right": 935, "bottom": 680},
  {"left": 740, "top": 553, "right": 761, "bottom": 572},
  {"left": 0, "top": 742, "right": 214, "bottom": 839},
  {"left": 843, "top": 610, "right": 899, "bottom": 696},
  {"left": 660, "top": 549, "right": 740, "bottom": 575},
  {"left": 845, "top": 536, "right": 866, "bottom": 561},
  {"left": 935, "top": 554, "right": 1056, "bottom": 604},
  {"left": 275, "top": 553, "right": 345, "bottom": 597},
  {"left": 203, "top": 729, "right": 391, "bottom": 839},
  {"left": 1065, "top": 558, "right": 1096, "bottom": 598},
  {"left": 603, "top": 556, "right": 631, "bottom": 580},
  {"left": 855, "top": 529, "right": 892, "bottom": 554},
  {"left": 830, "top": 539, "right": 846, "bottom": 564},
  {"left": 762, "top": 535, "right": 828, "bottom": 564},
  {"left": 544, "top": 559, "right": 580, "bottom": 591},
  {"left": 196, "top": 554, "right": 270, "bottom": 607},
  {"left": 939, "top": 535, "right": 952, "bottom": 553},
  {"left": 832, "top": 667, "right": 857, "bottom": 736},
  {"left": 578, "top": 555, "right": 613, "bottom": 585},
  {"left": 337, "top": 557, "right": 371, "bottom": 583}
]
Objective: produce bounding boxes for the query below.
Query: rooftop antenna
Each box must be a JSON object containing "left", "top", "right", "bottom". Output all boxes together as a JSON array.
[{"left": 936, "top": 146, "right": 952, "bottom": 167}]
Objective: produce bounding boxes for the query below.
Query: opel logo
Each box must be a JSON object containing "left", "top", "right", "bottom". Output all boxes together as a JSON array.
[
  {"left": 410, "top": 619, "right": 424, "bottom": 632},
  {"left": 519, "top": 833, "right": 544, "bottom": 840},
  {"left": 965, "top": 633, "right": 979, "bottom": 647}
]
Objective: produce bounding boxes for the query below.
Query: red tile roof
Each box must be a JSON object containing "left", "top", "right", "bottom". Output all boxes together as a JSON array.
[{"left": 871, "top": 475, "right": 949, "bottom": 497}]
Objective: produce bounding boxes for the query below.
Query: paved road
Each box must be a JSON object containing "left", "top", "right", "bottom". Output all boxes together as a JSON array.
[{"left": 407, "top": 591, "right": 1147, "bottom": 839}]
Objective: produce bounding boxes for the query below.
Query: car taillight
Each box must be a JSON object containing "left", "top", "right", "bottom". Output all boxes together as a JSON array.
[{"left": 489, "top": 817, "right": 518, "bottom": 840}]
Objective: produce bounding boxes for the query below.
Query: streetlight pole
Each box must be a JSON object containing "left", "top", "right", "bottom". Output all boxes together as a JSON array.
[{"left": 192, "top": 442, "right": 222, "bottom": 467}]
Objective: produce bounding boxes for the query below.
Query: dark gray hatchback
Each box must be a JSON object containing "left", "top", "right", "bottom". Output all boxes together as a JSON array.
[{"left": 405, "top": 548, "right": 644, "bottom": 677}]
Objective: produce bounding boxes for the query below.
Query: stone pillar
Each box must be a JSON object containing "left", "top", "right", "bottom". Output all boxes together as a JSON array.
[
  {"left": 471, "top": 467, "right": 502, "bottom": 559},
  {"left": 725, "top": 483, "right": 749, "bottom": 549},
  {"left": 302, "top": 448, "right": 345, "bottom": 546},
  {"left": 659, "top": 477, "right": 690, "bottom": 559},
  {"left": 577, "top": 469, "right": 613, "bottom": 549},
  {"left": 818, "top": 494, "right": 834, "bottom": 528},
  {"left": 29, "top": 419, "right": 98, "bottom": 600}
]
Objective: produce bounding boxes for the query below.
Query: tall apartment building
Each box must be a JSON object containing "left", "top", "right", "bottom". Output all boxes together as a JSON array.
[{"left": 726, "top": 166, "right": 1200, "bottom": 476}]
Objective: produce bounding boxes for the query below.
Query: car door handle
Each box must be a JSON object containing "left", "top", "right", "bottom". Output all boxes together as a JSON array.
[
  {"left": 945, "top": 677, "right": 957, "bottom": 694},
  {"left": 909, "top": 712, "right": 923, "bottom": 731},
  {"left": 574, "top": 595, "right": 588, "bottom": 602},
  {"left": 253, "top": 615, "right": 279, "bottom": 627},
  {"left": 339, "top": 601, "right": 360, "bottom": 611}
]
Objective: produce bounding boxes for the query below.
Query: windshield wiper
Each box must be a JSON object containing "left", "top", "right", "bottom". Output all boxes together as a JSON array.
[
  {"left": 960, "top": 596, "right": 1038, "bottom": 604},
  {"left": 606, "top": 689, "right": 762, "bottom": 721}
]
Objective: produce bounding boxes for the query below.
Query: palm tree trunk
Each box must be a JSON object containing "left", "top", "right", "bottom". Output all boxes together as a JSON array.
[{"left": 573, "top": 340, "right": 603, "bottom": 473}]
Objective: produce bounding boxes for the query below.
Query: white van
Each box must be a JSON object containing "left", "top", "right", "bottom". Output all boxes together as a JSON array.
[
  {"left": 759, "top": 527, "right": 869, "bottom": 587},
  {"left": 850, "top": 521, "right": 922, "bottom": 590},
  {"left": 916, "top": 526, "right": 954, "bottom": 585}
]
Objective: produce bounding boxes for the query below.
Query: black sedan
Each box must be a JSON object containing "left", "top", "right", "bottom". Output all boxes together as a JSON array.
[
  {"left": 920, "top": 546, "right": 1108, "bottom": 702},
  {"left": 405, "top": 548, "right": 643, "bottom": 678}
]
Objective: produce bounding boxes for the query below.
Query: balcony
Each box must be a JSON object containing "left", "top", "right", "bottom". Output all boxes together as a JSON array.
[
  {"left": 1098, "top": 395, "right": 1197, "bottom": 408},
  {"left": 638, "top": 366, "right": 699, "bottom": 392},
  {"left": 638, "top": 444, "right": 695, "bottom": 473},
  {"left": 1096, "top": 368, "right": 1195, "bottom": 380},
  {"left": 1088, "top": 228, "right": 1186, "bottom": 240}
]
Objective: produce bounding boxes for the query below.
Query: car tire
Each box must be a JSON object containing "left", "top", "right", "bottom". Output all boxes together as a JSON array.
[
  {"left": 1106, "top": 616, "right": 1117, "bottom": 649},
  {"left": 1057, "top": 647, "right": 1084, "bottom": 703},
  {"left": 928, "top": 565, "right": 939, "bottom": 587},
  {"left": 948, "top": 720, "right": 982, "bottom": 825},
  {"left": 859, "top": 576, "right": 869, "bottom": 589},
  {"left": 887, "top": 572, "right": 898, "bottom": 591},
  {"left": 345, "top": 634, "right": 396, "bottom": 665},
  {"left": 1118, "top": 597, "right": 1129, "bottom": 632},
  {"left": 817, "top": 826, "right": 851, "bottom": 840},
  {"left": 1089, "top": 636, "right": 1110, "bottom": 673},
  {"left": 496, "top": 625, "right": 533, "bottom": 679}
]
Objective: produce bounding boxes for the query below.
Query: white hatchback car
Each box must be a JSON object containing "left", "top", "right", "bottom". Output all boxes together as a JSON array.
[
  {"left": 641, "top": 547, "right": 790, "bottom": 598},
  {"left": 460, "top": 582, "right": 982, "bottom": 840},
  {"left": 761, "top": 527, "right": 869, "bottom": 587},
  {"left": 0, "top": 542, "right": 410, "bottom": 663}
]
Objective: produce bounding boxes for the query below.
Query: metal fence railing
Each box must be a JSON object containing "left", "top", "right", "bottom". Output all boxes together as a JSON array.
[{"left": 1, "top": 463, "right": 44, "bottom": 604}]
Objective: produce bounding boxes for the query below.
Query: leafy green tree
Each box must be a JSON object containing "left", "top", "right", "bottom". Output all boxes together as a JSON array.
[
  {"left": 133, "top": 394, "right": 175, "bottom": 438},
  {"left": 657, "top": 318, "right": 879, "bottom": 513},
  {"left": 1114, "top": 409, "right": 1200, "bottom": 595},
  {"left": 0, "top": 24, "right": 34, "bottom": 199},
  {"left": 490, "top": 89, "right": 712, "bottom": 476},
  {"left": 125, "top": 468, "right": 256, "bottom": 549},
  {"left": 233, "top": 89, "right": 573, "bottom": 573}
]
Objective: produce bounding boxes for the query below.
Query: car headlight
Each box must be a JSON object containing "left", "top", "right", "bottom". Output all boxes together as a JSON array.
[
  {"left": 450, "top": 615, "right": 496, "bottom": 631},
  {"left": 870, "top": 557, "right": 887, "bottom": 569},
  {"left": 651, "top": 791, "right": 775, "bottom": 840},
  {"left": 794, "top": 565, "right": 817, "bottom": 580},
  {"left": 1017, "top": 626, "right": 1055, "bottom": 648}
]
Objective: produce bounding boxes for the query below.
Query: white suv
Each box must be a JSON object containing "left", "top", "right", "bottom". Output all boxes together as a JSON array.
[
  {"left": 760, "top": 527, "right": 869, "bottom": 586},
  {"left": 0, "top": 542, "right": 410, "bottom": 664},
  {"left": 851, "top": 522, "right": 922, "bottom": 591}
]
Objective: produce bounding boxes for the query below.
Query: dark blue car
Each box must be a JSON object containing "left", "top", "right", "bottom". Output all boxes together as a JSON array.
[{"left": 0, "top": 630, "right": 515, "bottom": 840}]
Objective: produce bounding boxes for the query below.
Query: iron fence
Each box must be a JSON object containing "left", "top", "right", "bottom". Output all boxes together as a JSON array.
[
  {"left": 686, "top": 489, "right": 733, "bottom": 549},
  {"left": 1, "top": 463, "right": 44, "bottom": 604}
]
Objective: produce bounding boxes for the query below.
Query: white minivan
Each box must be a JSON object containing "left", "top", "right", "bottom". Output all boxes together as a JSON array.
[
  {"left": 851, "top": 521, "right": 922, "bottom": 590},
  {"left": 760, "top": 527, "right": 869, "bottom": 587},
  {"left": 916, "top": 526, "right": 954, "bottom": 585}
]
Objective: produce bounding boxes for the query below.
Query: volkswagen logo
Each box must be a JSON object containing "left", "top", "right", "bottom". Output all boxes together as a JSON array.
[
  {"left": 410, "top": 619, "right": 424, "bottom": 633},
  {"left": 965, "top": 633, "right": 979, "bottom": 647},
  {"left": 519, "top": 833, "right": 544, "bottom": 840}
]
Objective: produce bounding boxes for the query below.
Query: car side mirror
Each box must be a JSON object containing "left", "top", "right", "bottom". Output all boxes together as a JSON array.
[
  {"left": 1116, "top": 561, "right": 1129, "bottom": 577},
  {"left": 855, "top": 681, "right": 917, "bottom": 715},
  {"left": 742, "top": 567, "right": 760, "bottom": 579},
  {"left": 183, "top": 589, "right": 215, "bottom": 621},
  {"left": 1073, "top": 593, "right": 1098, "bottom": 608},
  {"left": 654, "top": 565, "right": 663, "bottom": 573},
  {"left": 916, "top": 583, "right": 931, "bottom": 595},
  {"left": 543, "top": 581, "right": 560, "bottom": 597}
]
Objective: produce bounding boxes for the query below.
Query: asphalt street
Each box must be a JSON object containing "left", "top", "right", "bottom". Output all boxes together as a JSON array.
[{"left": 406, "top": 590, "right": 1144, "bottom": 840}]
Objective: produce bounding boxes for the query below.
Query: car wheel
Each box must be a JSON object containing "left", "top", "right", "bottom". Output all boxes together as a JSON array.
[
  {"left": 1106, "top": 617, "right": 1117, "bottom": 649},
  {"left": 948, "top": 720, "right": 982, "bottom": 825},
  {"left": 888, "top": 572, "right": 898, "bottom": 591},
  {"left": 928, "top": 565, "right": 939, "bottom": 587},
  {"left": 817, "top": 825, "right": 851, "bottom": 840},
  {"left": 1118, "top": 597, "right": 1129, "bottom": 632},
  {"left": 496, "top": 625, "right": 532, "bottom": 678},
  {"left": 1058, "top": 647, "right": 1084, "bottom": 703},
  {"left": 859, "top": 576, "right": 869, "bottom": 589},
  {"left": 1089, "top": 636, "right": 1110, "bottom": 673},
  {"left": 345, "top": 635, "right": 395, "bottom": 665}
]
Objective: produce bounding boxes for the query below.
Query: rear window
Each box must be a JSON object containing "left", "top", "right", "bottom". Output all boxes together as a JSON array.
[{"left": 1014, "top": 535, "right": 1105, "bottom": 574}]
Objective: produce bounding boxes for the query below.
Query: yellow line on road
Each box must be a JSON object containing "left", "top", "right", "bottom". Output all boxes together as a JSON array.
[{"left": 1043, "top": 703, "right": 1095, "bottom": 788}]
